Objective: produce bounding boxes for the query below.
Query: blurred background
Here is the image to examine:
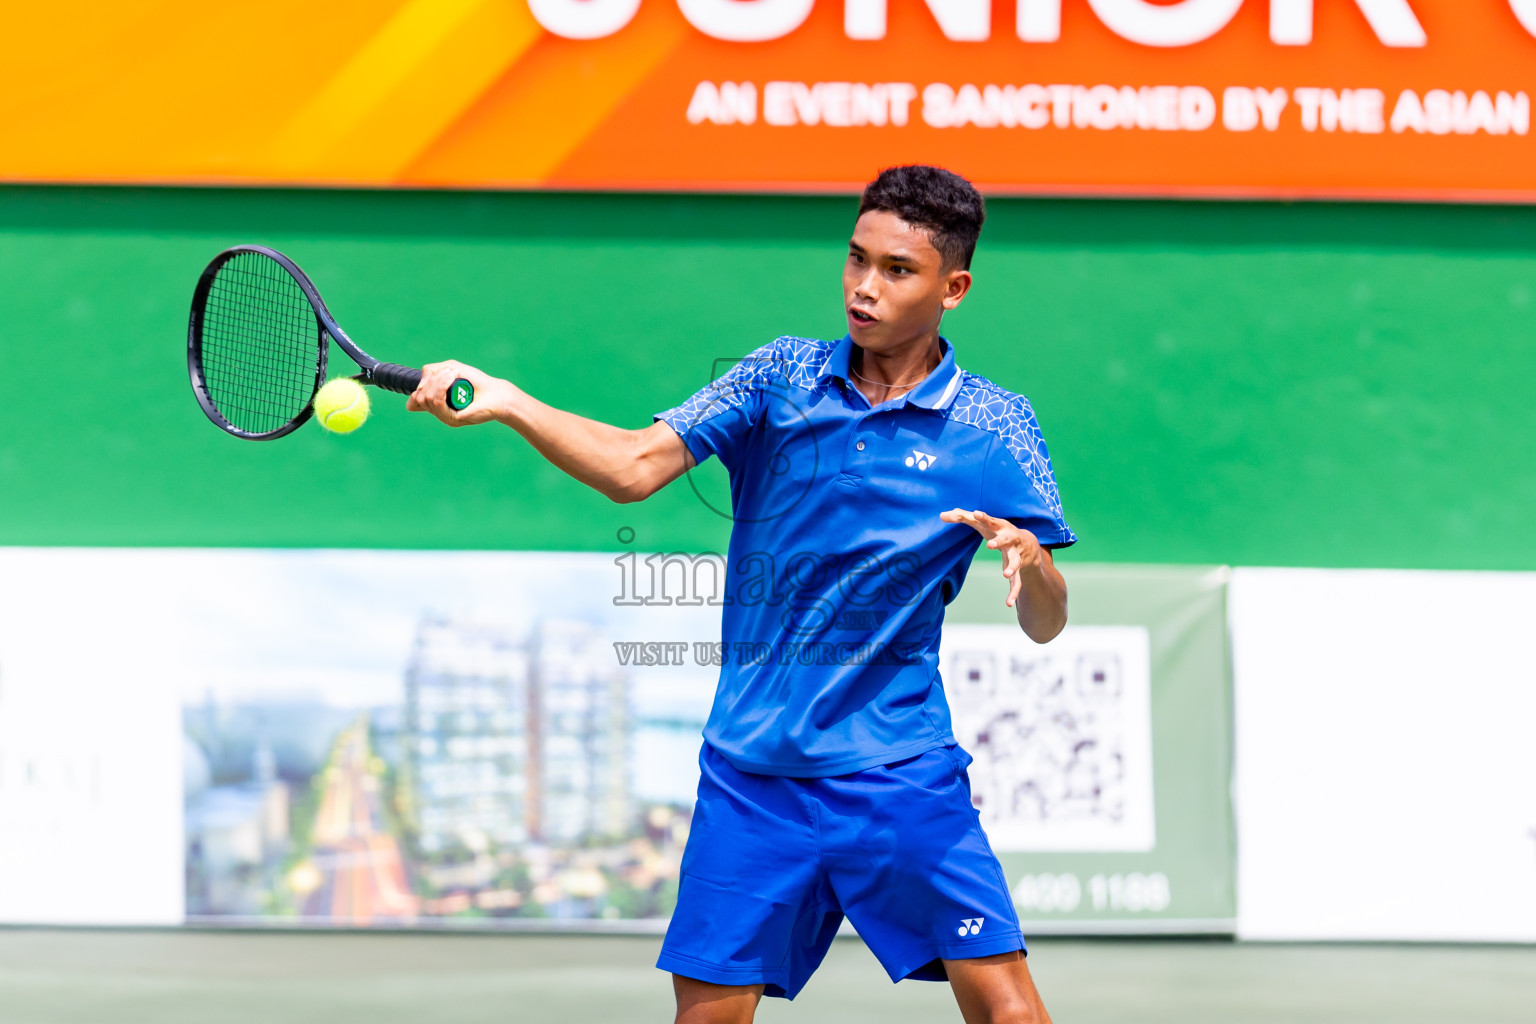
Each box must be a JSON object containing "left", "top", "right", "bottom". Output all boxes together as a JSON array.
[{"left": 0, "top": 2, "right": 1532, "bottom": 1021}]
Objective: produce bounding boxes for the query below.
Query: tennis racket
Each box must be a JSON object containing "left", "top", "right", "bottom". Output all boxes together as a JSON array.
[{"left": 187, "top": 244, "right": 472, "bottom": 440}]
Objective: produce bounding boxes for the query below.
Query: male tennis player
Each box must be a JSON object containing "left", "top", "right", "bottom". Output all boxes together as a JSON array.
[{"left": 409, "top": 165, "right": 1073, "bottom": 1024}]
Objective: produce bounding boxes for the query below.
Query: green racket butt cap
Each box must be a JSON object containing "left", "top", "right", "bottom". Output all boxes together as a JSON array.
[{"left": 450, "top": 379, "right": 474, "bottom": 411}]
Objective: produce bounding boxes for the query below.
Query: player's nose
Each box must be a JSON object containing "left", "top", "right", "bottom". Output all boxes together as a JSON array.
[{"left": 853, "top": 269, "right": 879, "bottom": 301}]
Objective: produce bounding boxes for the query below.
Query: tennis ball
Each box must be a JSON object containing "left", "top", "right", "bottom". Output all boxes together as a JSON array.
[{"left": 313, "top": 377, "right": 371, "bottom": 434}]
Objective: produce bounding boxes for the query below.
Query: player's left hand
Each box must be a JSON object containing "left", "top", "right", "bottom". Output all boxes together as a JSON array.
[{"left": 940, "top": 509, "right": 1044, "bottom": 609}]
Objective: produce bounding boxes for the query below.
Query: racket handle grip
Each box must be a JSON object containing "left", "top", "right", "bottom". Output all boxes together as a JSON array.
[
  {"left": 371, "top": 363, "right": 475, "bottom": 411},
  {"left": 370, "top": 362, "right": 421, "bottom": 394}
]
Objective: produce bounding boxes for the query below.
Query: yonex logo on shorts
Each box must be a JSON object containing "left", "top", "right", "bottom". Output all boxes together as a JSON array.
[{"left": 957, "top": 916, "right": 985, "bottom": 936}]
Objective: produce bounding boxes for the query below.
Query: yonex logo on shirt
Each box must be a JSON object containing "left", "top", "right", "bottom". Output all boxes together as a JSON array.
[
  {"left": 906, "top": 449, "right": 939, "bottom": 471},
  {"left": 957, "top": 916, "right": 985, "bottom": 936}
]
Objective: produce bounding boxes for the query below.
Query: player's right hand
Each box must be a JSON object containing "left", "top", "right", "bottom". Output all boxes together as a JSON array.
[{"left": 408, "top": 359, "right": 514, "bottom": 428}]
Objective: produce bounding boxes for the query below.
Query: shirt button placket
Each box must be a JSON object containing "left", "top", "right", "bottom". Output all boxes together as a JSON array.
[{"left": 840, "top": 412, "right": 870, "bottom": 484}]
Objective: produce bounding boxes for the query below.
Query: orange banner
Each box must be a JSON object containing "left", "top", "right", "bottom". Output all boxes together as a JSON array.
[{"left": 2, "top": 1, "right": 1534, "bottom": 199}]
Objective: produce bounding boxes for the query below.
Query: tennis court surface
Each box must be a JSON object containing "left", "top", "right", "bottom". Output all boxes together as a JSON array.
[{"left": 2, "top": 930, "right": 1530, "bottom": 1023}]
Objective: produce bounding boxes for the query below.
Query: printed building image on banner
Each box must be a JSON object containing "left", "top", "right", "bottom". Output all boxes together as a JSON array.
[
  {"left": 176, "top": 550, "right": 719, "bottom": 927},
  {"left": 184, "top": 615, "right": 679, "bottom": 924},
  {"left": 940, "top": 625, "right": 1155, "bottom": 853},
  {"left": 1, "top": 2, "right": 1535, "bottom": 199}
]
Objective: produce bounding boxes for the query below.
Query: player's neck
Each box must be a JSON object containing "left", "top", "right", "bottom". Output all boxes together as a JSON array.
[{"left": 850, "top": 333, "right": 943, "bottom": 405}]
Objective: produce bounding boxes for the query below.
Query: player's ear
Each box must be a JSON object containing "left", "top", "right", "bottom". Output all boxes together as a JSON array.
[{"left": 941, "top": 267, "right": 973, "bottom": 310}]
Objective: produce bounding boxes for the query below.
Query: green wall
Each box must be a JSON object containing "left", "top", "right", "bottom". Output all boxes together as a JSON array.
[{"left": 2, "top": 186, "right": 1533, "bottom": 568}]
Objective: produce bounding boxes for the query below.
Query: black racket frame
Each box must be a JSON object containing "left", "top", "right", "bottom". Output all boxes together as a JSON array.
[{"left": 188, "top": 244, "right": 446, "bottom": 441}]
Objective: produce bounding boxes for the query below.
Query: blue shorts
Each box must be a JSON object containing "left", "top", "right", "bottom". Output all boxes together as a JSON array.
[{"left": 656, "top": 741, "right": 1025, "bottom": 1000}]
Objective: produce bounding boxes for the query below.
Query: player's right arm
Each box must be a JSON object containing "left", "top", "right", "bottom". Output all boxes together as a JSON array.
[{"left": 407, "top": 359, "right": 695, "bottom": 504}]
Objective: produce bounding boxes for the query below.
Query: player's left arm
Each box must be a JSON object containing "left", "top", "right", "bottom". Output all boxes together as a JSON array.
[{"left": 940, "top": 509, "right": 1068, "bottom": 643}]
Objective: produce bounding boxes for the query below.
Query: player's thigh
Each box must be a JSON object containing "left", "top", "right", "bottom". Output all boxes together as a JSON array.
[
  {"left": 944, "top": 951, "right": 1053, "bottom": 1024},
  {"left": 673, "top": 974, "right": 764, "bottom": 1024},
  {"left": 819, "top": 747, "right": 1023, "bottom": 970},
  {"left": 658, "top": 744, "right": 834, "bottom": 998}
]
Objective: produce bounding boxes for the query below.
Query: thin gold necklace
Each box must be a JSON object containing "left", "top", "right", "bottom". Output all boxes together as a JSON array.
[{"left": 849, "top": 357, "right": 938, "bottom": 392}]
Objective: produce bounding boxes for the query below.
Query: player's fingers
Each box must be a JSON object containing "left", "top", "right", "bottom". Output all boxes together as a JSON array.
[
  {"left": 941, "top": 508, "right": 980, "bottom": 530},
  {"left": 415, "top": 374, "right": 457, "bottom": 422},
  {"left": 972, "top": 509, "right": 999, "bottom": 528},
  {"left": 978, "top": 512, "right": 1017, "bottom": 540},
  {"left": 969, "top": 510, "right": 1002, "bottom": 538},
  {"left": 956, "top": 517, "right": 993, "bottom": 538},
  {"left": 412, "top": 370, "right": 438, "bottom": 401},
  {"left": 421, "top": 371, "right": 444, "bottom": 399},
  {"left": 1001, "top": 543, "right": 1022, "bottom": 579},
  {"left": 1006, "top": 570, "right": 1023, "bottom": 608},
  {"left": 414, "top": 377, "right": 447, "bottom": 413},
  {"left": 436, "top": 367, "right": 466, "bottom": 395}
]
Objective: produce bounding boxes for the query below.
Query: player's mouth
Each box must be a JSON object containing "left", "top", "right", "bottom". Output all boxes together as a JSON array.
[{"left": 848, "top": 306, "right": 878, "bottom": 326}]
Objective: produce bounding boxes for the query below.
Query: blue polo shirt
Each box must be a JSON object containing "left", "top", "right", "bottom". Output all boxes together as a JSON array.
[{"left": 654, "top": 334, "right": 1075, "bottom": 777}]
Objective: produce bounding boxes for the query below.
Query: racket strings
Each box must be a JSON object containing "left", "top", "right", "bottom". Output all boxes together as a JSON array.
[
  {"left": 202, "top": 265, "right": 317, "bottom": 426},
  {"left": 198, "top": 251, "right": 324, "bottom": 434}
]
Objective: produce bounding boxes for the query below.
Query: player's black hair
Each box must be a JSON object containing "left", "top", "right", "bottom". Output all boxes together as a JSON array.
[{"left": 857, "top": 165, "right": 986, "bottom": 270}]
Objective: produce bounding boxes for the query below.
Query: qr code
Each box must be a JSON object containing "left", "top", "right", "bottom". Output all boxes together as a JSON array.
[{"left": 939, "top": 625, "right": 1155, "bottom": 852}]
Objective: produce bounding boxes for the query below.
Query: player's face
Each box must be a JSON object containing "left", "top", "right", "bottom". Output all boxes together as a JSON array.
[{"left": 844, "top": 210, "right": 972, "bottom": 351}]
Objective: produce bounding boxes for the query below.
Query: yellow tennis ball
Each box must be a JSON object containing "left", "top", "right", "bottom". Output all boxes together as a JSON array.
[{"left": 313, "top": 377, "right": 370, "bottom": 434}]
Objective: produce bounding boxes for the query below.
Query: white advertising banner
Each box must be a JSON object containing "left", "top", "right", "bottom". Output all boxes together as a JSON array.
[
  {"left": 1231, "top": 567, "right": 1536, "bottom": 942},
  {"left": 0, "top": 549, "right": 184, "bottom": 925}
]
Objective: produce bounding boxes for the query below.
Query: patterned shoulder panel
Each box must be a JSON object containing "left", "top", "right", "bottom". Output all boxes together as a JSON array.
[
  {"left": 658, "top": 336, "right": 793, "bottom": 434},
  {"left": 662, "top": 335, "right": 837, "bottom": 426},
  {"left": 779, "top": 336, "right": 840, "bottom": 393},
  {"left": 948, "top": 373, "right": 1067, "bottom": 523}
]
